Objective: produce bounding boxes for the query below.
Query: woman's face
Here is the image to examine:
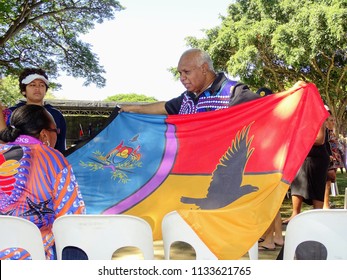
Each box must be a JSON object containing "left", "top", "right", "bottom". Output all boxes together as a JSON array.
[
  {"left": 23, "top": 79, "right": 47, "bottom": 105},
  {"left": 45, "top": 125, "right": 58, "bottom": 148},
  {"left": 326, "top": 116, "right": 335, "bottom": 130},
  {"left": 40, "top": 113, "right": 58, "bottom": 148}
]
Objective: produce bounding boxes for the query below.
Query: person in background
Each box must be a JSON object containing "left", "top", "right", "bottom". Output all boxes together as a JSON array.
[
  {"left": 338, "top": 135, "right": 346, "bottom": 173},
  {"left": 120, "top": 48, "right": 262, "bottom": 115},
  {"left": 6, "top": 68, "right": 67, "bottom": 153},
  {"left": 258, "top": 211, "right": 284, "bottom": 251},
  {"left": 282, "top": 120, "right": 330, "bottom": 224},
  {"left": 323, "top": 113, "right": 343, "bottom": 209},
  {"left": 0, "top": 105, "right": 85, "bottom": 260}
]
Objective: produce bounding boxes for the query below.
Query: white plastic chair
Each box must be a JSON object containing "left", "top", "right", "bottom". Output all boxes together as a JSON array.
[
  {"left": 52, "top": 214, "right": 154, "bottom": 260},
  {"left": 0, "top": 216, "right": 46, "bottom": 260},
  {"left": 330, "top": 181, "right": 339, "bottom": 196},
  {"left": 161, "top": 211, "right": 258, "bottom": 260},
  {"left": 283, "top": 209, "right": 347, "bottom": 260}
]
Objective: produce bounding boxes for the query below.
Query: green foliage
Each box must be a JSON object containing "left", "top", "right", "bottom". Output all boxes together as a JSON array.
[
  {"left": 0, "top": 0, "right": 124, "bottom": 88},
  {"left": 186, "top": 0, "right": 347, "bottom": 134},
  {"left": 0, "top": 75, "right": 21, "bottom": 106},
  {"left": 44, "top": 90, "right": 57, "bottom": 100},
  {"left": 168, "top": 67, "right": 180, "bottom": 80},
  {"left": 105, "top": 93, "right": 158, "bottom": 103}
]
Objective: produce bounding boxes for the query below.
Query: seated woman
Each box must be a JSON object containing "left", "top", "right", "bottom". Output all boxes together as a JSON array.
[{"left": 0, "top": 104, "right": 85, "bottom": 260}]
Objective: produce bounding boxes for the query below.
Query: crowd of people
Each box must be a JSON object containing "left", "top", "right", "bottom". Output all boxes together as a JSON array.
[{"left": 0, "top": 48, "right": 345, "bottom": 260}]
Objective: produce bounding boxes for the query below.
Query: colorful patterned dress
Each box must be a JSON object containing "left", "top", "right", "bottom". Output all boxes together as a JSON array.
[
  {"left": 0, "top": 135, "right": 85, "bottom": 260},
  {"left": 327, "top": 129, "right": 344, "bottom": 170},
  {"left": 2, "top": 107, "right": 11, "bottom": 124}
]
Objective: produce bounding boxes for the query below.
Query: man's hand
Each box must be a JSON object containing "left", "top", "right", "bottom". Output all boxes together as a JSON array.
[
  {"left": 291, "top": 81, "right": 307, "bottom": 90},
  {"left": 118, "top": 104, "right": 137, "bottom": 113}
]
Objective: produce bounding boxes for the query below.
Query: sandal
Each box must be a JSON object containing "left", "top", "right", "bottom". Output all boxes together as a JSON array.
[{"left": 258, "top": 245, "right": 276, "bottom": 251}]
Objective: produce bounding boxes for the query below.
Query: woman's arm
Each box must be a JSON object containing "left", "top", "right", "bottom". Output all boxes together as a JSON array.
[{"left": 314, "top": 121, "right": 326, "bottom": 146}]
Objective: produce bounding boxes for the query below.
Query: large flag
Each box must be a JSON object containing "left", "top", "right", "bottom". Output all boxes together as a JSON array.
[{"left": 66, "top": 83, "right": 328, "bottom": 259}]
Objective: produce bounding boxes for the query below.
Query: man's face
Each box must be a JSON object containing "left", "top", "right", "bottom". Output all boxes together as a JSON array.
[
  {"left": 177, "top": 54, "right": 206, "bottom": 94},
  {"left": 23, "top": 79, "right": 47, "bottom": 103}
]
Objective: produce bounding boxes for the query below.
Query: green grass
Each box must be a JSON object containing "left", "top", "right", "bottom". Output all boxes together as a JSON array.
[{"left": 280, "top": 170, "right": 347, "bottom": 219}]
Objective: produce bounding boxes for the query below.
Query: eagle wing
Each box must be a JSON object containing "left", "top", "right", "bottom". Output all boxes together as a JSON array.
[
  {"left": 207, "top": 124, "right": 254, "bottom": 196},
  {"left": 180, "top": 123, "right": 257, "bottom": 209}
]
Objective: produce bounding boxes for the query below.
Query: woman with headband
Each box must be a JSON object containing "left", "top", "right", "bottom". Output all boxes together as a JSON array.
[{"left": 6, "top": 68, "right": 67, "bottom": 153}]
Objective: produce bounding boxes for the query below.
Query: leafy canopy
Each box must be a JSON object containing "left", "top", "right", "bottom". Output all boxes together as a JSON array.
[
  {"left": 186, "top": 0, "right": 347, "bottom": 133},
  {"left": 0, "top": 75, "right": 21, "bottom": 106},
  {"left": 105, "top": 93, "right": 158, "bottom": 103},
  {"left": 0, "top": 0, "right": 124, "bottom": 88}
]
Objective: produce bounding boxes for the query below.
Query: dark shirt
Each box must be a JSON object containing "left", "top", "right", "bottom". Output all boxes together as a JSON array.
[
  {"left": 165, "top": 73, "right": 260, "bottom": 115},
  {"left": 8, "top": 101, "right": 67, "bottom": 153}
]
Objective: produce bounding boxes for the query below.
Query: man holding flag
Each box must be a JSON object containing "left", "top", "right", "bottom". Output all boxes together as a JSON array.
[
  {"left": 120, "top": 48, "right": 262, "bottom": 115},
  {"left": 68, "top": 48, "right": 328, "bottom": 259}
]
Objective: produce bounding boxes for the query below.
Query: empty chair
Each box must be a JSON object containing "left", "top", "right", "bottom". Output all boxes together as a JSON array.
[
  {"left": 52, "top": 214, "right": 154, "bottom": 260},
  {"left": 0, "top": 216, "right": 46, "bottom": 260},
  {"left": 161, "top": 211, "right": 258, "bottom": 260},
  {"left": 283, "top": 209, "right": 347, "bottom": 260}
]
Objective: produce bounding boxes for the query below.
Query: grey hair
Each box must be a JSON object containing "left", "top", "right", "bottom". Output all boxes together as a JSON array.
[{"left": 184, "top": 48, "right": 215, "bottom": 72}]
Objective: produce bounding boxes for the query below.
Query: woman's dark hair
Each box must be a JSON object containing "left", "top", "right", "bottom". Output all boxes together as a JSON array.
[
  {"left": 0, "top": 105, "right": 54, "bottom": 142},
  {"left": 19, "top": 67, "right": 49, "bottom": 93}
]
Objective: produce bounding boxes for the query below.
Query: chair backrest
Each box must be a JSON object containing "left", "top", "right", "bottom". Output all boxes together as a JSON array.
[
  {"left": 0, "top": 216, "right": 46, "bottom": 260},
  {"left": 161, "top": 211, "right": 258, "bottom": 260},
  {"left": 52, "top": 214, "right": 154, "bottom": 260},
  {"left": 283, "top": 209, "right": 347, "bottom": 260}
]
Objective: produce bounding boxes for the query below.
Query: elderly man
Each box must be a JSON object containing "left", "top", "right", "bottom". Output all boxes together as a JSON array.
[{"left": 120, "top": 48, "right": 260, "bottom": 115}]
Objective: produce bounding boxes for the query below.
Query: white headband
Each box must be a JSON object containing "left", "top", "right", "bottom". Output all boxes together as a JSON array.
[{"left": 21, "top": 74, "right": 49, "bottom": 86}]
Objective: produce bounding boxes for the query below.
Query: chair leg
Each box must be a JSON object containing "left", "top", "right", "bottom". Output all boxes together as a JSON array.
[{"left": 248, "top": 242, "right": 258, "bottom": 260}]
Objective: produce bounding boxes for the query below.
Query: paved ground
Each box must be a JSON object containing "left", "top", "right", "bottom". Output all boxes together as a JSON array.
[
  {"left": 112, "top": 240, "right": 282, "bottom": 260},
  {"left": 112, "top": 225, "right": 287, "bottom": 260}
]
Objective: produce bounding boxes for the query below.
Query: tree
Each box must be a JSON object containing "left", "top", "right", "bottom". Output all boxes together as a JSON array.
[
  {"left": 105, "top": 93, "right": 158, "bottom": 103},
  {"left": 0, "top": 0, "right": 124, "bottom": 88},
  {"left": 0, "top": 75, "right": 21, "bottom": 106},
  {"left": 185, "top": 0, "right": 347, "bottom": 134}
]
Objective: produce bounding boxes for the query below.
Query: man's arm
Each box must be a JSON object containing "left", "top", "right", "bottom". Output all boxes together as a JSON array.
[{"left": 119, "top": 101, "right": 168, "bottom": 115}]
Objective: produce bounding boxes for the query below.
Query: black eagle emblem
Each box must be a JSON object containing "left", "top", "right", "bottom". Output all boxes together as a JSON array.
[{"left": 180, "top": 123, "right": 259, "bottom": 209}]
